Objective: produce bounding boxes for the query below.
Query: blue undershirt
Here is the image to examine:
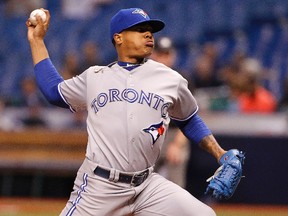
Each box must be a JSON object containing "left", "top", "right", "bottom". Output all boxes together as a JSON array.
[
  {"left": 117, "top": 61, "right": 143, "bottom": 71},
  {"left": 173, "top": 115, "right": 211, "bottom": 145},
  {"left": 34, "top": 58, "right": 68, "bottom": 108}
]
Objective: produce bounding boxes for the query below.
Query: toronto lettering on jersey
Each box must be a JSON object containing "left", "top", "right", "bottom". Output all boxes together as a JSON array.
[{"left": 90, "top": 88, "right": 169, "bottom": 117}]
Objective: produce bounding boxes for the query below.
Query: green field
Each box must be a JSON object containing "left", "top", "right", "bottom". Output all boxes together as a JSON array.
[
  {"left": 0, "top": 198, "right": 287, "bottom": 216},
  {"left": 214, "top": 204, "right": 288, "bottom": 216}
]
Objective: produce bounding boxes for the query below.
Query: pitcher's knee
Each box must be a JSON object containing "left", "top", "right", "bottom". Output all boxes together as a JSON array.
[
  {"left": 205, "top": 206, "right": 216, "bottom": 216},
  {"left": 195, "top": 204, "right": 216, "bottom": 216}
]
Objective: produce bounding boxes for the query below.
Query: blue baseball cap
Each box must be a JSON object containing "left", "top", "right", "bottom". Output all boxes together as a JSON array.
[{"left": 110, "top": 8, "right": 165, "bottom": 41}]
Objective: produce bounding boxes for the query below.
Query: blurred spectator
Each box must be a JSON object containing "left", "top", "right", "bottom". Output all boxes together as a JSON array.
[
  {"left": 165, "top": 128, "right": 189, "bottom": 166},
  {"left": 4, "top": 0, "right": 46, "bottom": 17},
  {"left": 219, "top": 50, "right": 247, "bottom": 85},
  {"left": 236, "top": 58, "right": 277, "bottom": 113},
  {"left": 61, "top": 42, "right": 103, "bottom": 79},
  {"left": 21, "top": 104, "right": 47, "bottom": 128},
  {"left": 61, "top": 52, "right": 80, "bottom": 79},
  {"left": 150, "top": 36, "right": 189, "bottom": 188},
  {"left": 79, "top": 40, "right": 104, "bottom": 72},
  {"left": 190, "top": 42, "right": 223, "bottom": 91},
  {"left": 201, "top": 55, "right": 277, "bottom": 113},
  {"left": 18, "top": 77, "right": 47, "bottom": 128},
  {"left": 277, "top": 77, "right": 288, "bottom": 112},
  {"left": 18, "top": 77, "right": 47, "bottom": 107},
  {"left": 187, "top": 42, "right": 227, "bottom": 112},
  {"left": 61, "top": 0, "right": 114, "bottom": 19},
  {"left": 0, "top": 98, "right": 21, "bottom": 131},
  {"left": 150, "top": 36, "right": 177, "bottom": 69},
  {"left": 208, "top": 51, "right": 247, "bottom": 112}
]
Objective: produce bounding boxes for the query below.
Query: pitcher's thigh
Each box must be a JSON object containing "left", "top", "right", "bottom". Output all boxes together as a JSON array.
[{"left": 135, "top": 174, "right": 216, "bottom": 216}]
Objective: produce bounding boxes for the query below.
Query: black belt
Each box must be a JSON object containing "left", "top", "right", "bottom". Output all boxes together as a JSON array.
[{"left": 94, "top": 166, "right": 150, "bottom": 187}]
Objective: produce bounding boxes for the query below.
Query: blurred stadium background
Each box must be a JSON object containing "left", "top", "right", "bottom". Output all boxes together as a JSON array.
[{"left": 0, "top": 0, "right": 288, "bottom": 215}]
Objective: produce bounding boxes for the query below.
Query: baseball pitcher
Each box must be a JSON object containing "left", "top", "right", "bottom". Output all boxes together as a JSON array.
[{"left": 26, "top": 7, "right": 245, "bottom": 216}]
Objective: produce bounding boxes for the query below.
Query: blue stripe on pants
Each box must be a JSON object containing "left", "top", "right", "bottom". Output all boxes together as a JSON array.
[{"left": 66, "top": 173, "right": 88, "bottom": 216}]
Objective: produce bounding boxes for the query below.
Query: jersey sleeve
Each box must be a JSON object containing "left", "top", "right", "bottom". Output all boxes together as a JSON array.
[
  {"left": 59, "top": 70, "right": 88, "bottom": 111},
  {"left": 169, "top": 77, "right": 198, "bottom": 121}
]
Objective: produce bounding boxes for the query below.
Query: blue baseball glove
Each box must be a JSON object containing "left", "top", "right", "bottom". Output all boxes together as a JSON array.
[{"left": 205, "top": 149, "right": 245, "bottom": 200}]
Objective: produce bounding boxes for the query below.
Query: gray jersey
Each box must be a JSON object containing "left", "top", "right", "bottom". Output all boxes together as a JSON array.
[{"left": 59, "top": 59, "right": 198, "bottom": 172}]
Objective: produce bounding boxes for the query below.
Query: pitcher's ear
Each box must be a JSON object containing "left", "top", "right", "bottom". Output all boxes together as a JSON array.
[{"left": 114, "top": 33, "right": 123, "bottom": 45}]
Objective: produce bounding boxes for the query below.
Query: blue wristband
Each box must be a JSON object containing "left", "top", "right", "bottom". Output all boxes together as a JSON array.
[
  {"left": 173, "top": 114, "right": 211, "bottom": 144},
  {"left": 34, "top": 58, "right": 69, "bottom": 108}
]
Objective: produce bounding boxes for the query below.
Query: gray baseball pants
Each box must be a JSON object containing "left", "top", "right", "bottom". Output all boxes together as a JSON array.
[{"left": 60, "top": 158, "right": 216, "bottom": 216}]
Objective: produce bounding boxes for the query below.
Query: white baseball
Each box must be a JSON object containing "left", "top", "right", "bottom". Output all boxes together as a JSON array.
[{"left": 29, "top": 9, "right": 46, "bottom": 26}]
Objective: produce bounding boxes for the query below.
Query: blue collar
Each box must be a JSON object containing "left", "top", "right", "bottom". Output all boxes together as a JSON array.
[{"left": 117, "top": 61, "right": 143, "bottom": 71}]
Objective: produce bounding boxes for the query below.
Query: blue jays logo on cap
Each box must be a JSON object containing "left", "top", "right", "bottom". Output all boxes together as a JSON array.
[
  {"left": 110, "top": 8, "right": 165, "bottom": 41},
  {"left": 132, "top": 9, "right": 148, "bottom": 18}
]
